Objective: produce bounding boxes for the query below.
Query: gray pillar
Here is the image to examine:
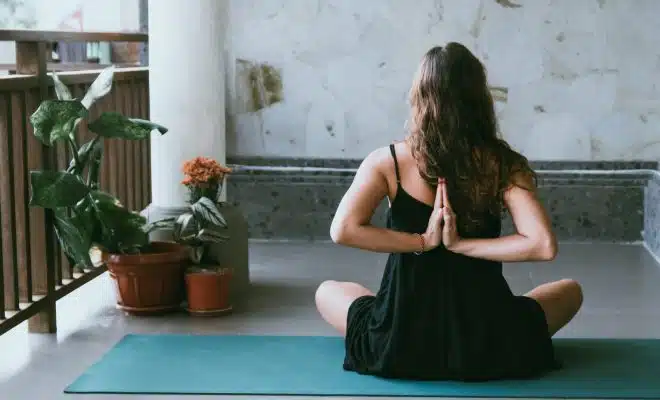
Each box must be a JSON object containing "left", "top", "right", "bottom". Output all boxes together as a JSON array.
[
  {"left": 145, "top": 0, "right": 249, "bottom": 302},
  {"left": 139, "top": 0, "right": 148, "bottom": 66}
]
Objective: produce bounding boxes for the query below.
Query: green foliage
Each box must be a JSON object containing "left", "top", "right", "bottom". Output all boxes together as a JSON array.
[
  {"left": 191, "top": 197, "right": 227, "bottom": 228},
  {"left": 144, "top": 197, "right": 229, "bottom": 265},
  {"left": 29, "top": 171, "right": 89, "bottom": 208},
  {"left": 30, "top": 100, "right": 87, "bottom": 146},
  {"left": 28, "top": 66, "right": 168, "bottom": 268},
  {"left": 88, "top": 112, "right": 168, "bottom": 140},
  {"left": 51, "top": 73, "right": 73, "bottom": 101},
  {"left": 68, "top": 137, "right": 101, "bottom": 174},
  {"left": 53, "top": 209, "right": 93, "bottom": 269},
  {"left": 81, "top": 65, "right": 115, "bottom": 109}
]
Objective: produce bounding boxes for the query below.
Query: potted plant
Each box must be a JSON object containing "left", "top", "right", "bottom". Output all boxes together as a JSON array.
[
  {"left": 148, "top": 157, "right": 234, "bottom": 315},
  {"left": 28, "top": 65, "right": 187, "bottom": 315}
]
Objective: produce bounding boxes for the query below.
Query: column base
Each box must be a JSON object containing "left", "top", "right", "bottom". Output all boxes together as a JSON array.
[{"left": 141, "top": 203, "right": 251, "bottom": 305}]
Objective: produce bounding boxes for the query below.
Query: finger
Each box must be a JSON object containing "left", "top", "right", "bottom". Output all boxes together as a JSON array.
[
  {"left": 443, "top": 207, "right": 455, "bottom": 222},
  {"left": 433, "top": 208, "right": 444, "bottom": 226},
  {"left": 434, "top": 178, "right": 444, "bottom": 209},
  {"left": 442, "top": 180, "right": 451, "bottom": 210}
]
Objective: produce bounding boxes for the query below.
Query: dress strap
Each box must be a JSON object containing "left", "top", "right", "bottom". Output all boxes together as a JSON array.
[{"left": 389, "top": 143, "right": 401, "bottom": 184}]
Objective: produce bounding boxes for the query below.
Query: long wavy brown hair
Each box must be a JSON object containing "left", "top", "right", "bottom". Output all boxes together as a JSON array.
[{"left": 407, "top": 43, "right": 535, "bottom": 235}]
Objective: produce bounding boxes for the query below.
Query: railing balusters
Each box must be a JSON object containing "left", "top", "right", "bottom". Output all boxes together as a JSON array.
[
  {"left": 131, "top": 81, "right": 140, "bottom": 210},
  {"left": 0, "top": 29, "right": 149, "bottom": 336},
  {"left": 139, "top": 80, "right": 151, "bottom": 207},
  {"left": 15, "top": 39, "right": 58, "bottom": 333},
  {"left": 0, "top": 93, "right": 11, "bottom": 319},
  {"left": 114, "top": 84, "right": 128, "bottom": 206},
  {"left": 52, "top": 83, "right": 66, "bottom": 285},
  {"left": 123, "top": 82, "right": 133, "bottom": 209},
  {"left": 0, "top": 207, "right": 4, "bottom": 320},
  {"left": 96, "top": 83, "right": 111, "bottom": 196},
  {"left": 25, "top": 88, "right": 47, "bottom": 298},
  {"left": 25, "top": 86, "right": 58, "bottom": 332},
  {"left": 3, "top": 93, "right": 18, "bottom": 314},
  {"left": 54, "top": 131, "right": 70, "bottom": 283},
  {"left": 12, "top": 90, "right": 31, "bottom": 306},
  {"left": 129, "top": 79, "right": 143, "bottom": 210},
  {"left": 0, "top": 56, "right": 150, "bottom": 336},
  {"left": 107, "top": 88, "right": 120, "bottom": 205},
  {"left": 135, "top": 82, "right": 143, "bottom": 209},
  {"left": 135, "top": 80, "right": 144, "bottom": 209},
  {"left": 122, "top": 81, "right": 136, "bottom": 211}
]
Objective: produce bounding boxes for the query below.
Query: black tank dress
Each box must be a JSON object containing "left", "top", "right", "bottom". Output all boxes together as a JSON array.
[{"left": 343, "top": 144, "right": 558, "bottom": 381}]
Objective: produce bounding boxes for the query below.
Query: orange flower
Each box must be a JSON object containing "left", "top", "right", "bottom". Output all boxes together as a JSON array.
[{"left": 181, "top": 157, "right": 231, "bottom": 187}]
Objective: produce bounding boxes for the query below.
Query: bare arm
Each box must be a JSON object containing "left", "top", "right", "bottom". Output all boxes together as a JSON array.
[
  {"left": 330, "top": 148, "right": 425, "bottom": 253},
  {"left": 447, "top": 173, "right": 557, "bottom": 262}
]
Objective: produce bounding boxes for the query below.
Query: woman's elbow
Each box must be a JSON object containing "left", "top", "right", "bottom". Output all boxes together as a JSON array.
[
  {"left": 535, "top": 234, "right": 558, "bottom": 261},
  {"left": 329, "top": 220, "right": 350, "bottom": 245}
]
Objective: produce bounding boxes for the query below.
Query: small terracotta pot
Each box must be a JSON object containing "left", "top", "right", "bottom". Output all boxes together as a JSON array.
[
  {"left": 105, "top": 241, "right": 188, "bottom": 316},
  {"left": 185, "top": 266, "right": 233, "bottom": 316}
]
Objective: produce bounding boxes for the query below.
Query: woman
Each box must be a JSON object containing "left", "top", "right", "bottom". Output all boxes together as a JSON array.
[{"left": 315, "top": 43, "right": 583, "bottom": 381}]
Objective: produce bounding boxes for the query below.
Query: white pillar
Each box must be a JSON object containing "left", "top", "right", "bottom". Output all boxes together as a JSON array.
[{"left": 148, "top": 0, "right": 229, "bottom": 207}]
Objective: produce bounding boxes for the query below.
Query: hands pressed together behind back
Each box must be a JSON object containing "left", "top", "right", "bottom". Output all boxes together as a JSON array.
[
  {"left": 422, "top": 178, "right": 461, "bottom": 252},
  {"left": 330, "top": 146, "right": 556, "bottom": 262}
]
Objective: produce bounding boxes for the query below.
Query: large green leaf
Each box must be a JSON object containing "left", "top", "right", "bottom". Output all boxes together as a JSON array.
[
  {"left": 29, "top": 171, "right": 90, "bottom": 208},
  {"left": 88, "top": 112, "right": 168, "bottom": 140},
  {"left": 143, "top": 217, "right": 176, "bottom": 234},
  {"left": 173, "top": 212, "right": 197, "bottom": 242},
  {"left": 91, "top": 191, "right": 148, "bottom": 253},
  {"left": 191, "top": 197, "right": 227, "bottom": 228},
  {"left": 53, "top": 209, "right": 93, "bottom": 268},
  {"left": 129, "top": 118, "right": 168, "bottom": 135},
  {"left": 196, "top": 228, "right": 230, "bottom": 243},
  {"left": 30, "top": 100, "right": 88, "bottom": 146},
  {"left": 73, "top": 191, "right": 123, "bottom": 252},
  {"left": 51, "top": 73, "right": 73, "bottom": 100},
  {"left": 81, "top": 65, "right": 115, "bottom": 109}
]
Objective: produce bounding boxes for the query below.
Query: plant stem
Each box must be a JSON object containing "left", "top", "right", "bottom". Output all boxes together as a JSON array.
[
  {"left": 67, "top": 137, "right": 81, "bottom": 175},
  {"left": 87, "top": 149, "right": 102, "bottom": 189},
  {"left": 86, "top": 192, "right": 111, "bottom": 250}
]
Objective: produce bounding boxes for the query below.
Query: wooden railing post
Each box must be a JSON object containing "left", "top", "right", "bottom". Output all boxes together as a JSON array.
[{"left": 16, "top": 40, "right": 57, "bottom": 333}]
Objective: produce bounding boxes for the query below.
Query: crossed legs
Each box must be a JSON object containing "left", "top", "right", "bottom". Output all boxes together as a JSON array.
[
  {"left": 315, "top": 278, "right": 583, "bottom": 337},
  {"left": 524, "top": 278, "right": 583, "bottom": 336},
  {"left": 315, "top": 280, "right": 373, "bottom": 336}
]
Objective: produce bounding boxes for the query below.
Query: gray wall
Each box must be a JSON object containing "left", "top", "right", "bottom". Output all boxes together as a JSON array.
[{"left": 226, "top": 0, "right": 660, "bottom": 160}]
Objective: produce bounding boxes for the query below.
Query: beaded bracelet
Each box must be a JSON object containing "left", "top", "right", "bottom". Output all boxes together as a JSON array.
[{"left": 414, "top": 233, "right": 425, "bottom": 255}]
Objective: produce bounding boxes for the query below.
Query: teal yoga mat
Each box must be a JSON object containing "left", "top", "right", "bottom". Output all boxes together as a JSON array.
[{"left": 66, "top": 334, "right": 660, "bottom": 397}]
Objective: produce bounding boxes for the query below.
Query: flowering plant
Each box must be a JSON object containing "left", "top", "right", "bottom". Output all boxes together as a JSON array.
[
  {"left": 182, "top": 156, "right": 231, "bottom": 204},
  {"left": 147, "top": 157, "right": 231, "bottom": 265}
]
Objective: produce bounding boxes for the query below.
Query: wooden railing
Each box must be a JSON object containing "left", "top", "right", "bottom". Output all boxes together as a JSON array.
[{"left": 0, "top": 30, "right": 150, "bottom": 336}]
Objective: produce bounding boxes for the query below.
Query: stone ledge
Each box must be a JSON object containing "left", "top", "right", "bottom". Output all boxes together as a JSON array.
[
  {"left": 225, "top": 159, "right": 657, "bottom": 244},
  {"left": 227, "top": 157, "right": 658, "bottom": 171},
  {"left": 644, "top": 173, "right": 660, "bottom": 258}
]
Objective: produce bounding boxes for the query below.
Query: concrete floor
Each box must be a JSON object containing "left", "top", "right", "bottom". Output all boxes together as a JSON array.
[{"left": 1, "top": 242, "right": 660, "bottom": 399}]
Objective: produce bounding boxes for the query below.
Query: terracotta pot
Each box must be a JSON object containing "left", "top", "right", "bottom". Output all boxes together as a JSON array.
[
  {"left": 145, "top": 203, "right": 250, "bottom": 304},
  {"left": 185, "top": 266, "right": 233, "bottom": 316},
  {"left": 105, "top": 241, "right": 188, "bottom": 315}
]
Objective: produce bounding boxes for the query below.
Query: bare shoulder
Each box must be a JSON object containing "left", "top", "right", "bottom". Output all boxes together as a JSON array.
[
  {"left": 508, "top": 169, "right": 537, "bottom": 193},
  {"left": 358, "top": 145, "right": 394, "bottom": 173}
]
